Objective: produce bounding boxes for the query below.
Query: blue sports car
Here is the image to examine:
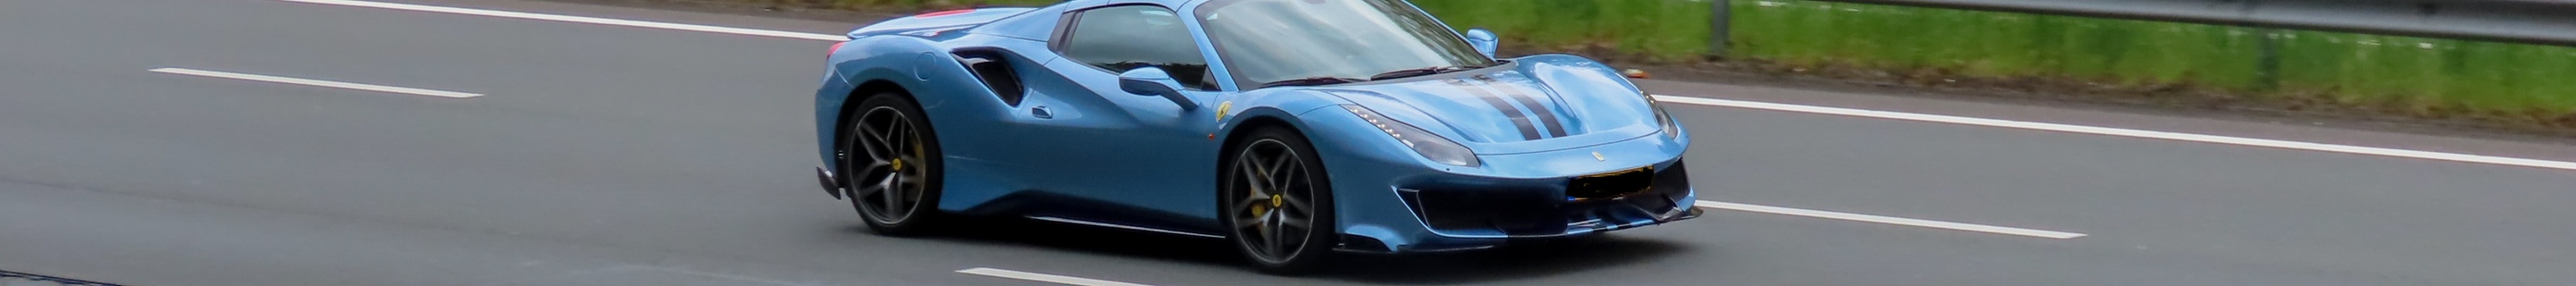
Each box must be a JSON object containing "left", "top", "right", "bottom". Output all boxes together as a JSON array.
[{"left": 812, "top": 0, "right": 1699, "bottom": 273}]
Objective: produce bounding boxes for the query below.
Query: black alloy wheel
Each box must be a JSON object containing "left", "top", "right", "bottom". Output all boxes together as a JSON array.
[
  {"left": 1220, "top": 127, "right": 1336, "bottom": 274},
  {"left": 843, "top": 94, "right": 945, "bottom": 236}
]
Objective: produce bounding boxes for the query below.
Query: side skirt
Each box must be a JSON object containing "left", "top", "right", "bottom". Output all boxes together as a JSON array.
[{"left": 1027, "top": 216, "right": 1224, "bottom": 239}]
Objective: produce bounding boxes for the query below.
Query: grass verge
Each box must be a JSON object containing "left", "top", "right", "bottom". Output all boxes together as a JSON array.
[{"left": 1715, "top": 0, "right": 2576, "bottom": 128}]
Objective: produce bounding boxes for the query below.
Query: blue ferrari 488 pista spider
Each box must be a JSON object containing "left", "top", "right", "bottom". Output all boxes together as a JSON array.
[{"left": 812, "top": 0, "right": 1700, "bottom": 273}]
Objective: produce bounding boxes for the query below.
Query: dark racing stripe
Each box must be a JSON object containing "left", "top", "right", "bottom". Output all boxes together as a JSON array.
[
  {"left": 1445, "top": 79, "right": 1541, "bottom": 140},
  {"left": 1481, "top": 78, "right": 1571, "bottom": 138}
]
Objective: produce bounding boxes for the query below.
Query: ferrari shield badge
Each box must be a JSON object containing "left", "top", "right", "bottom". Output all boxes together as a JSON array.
[
  {"left": 1592, "top": 151, "right": 1606, "bottom": 161},
  {"left": 1216, "top": 101, "right": 1233, "bottom": 122}
]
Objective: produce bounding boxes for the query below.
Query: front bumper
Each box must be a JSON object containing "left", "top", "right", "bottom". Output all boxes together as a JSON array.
[
  {"left": 1398, "top": 160, "right": 1700, "bottom": 240},
  {"left": 1298, "top": 105, "right": 1700, "bottom": 254}
]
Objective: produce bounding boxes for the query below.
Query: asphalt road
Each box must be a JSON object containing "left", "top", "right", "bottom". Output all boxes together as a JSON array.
[{"left": 4, "top": 0, "right": 2573, "bottom": 285}]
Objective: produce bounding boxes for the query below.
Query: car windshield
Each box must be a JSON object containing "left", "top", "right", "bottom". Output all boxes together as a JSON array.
[{"left": 1194, "top": 0, "right": 1500, "bottom": 88}]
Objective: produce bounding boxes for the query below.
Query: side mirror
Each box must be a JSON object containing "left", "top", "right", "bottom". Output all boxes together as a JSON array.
[
  {"left": 1119, "top": 67, "right": 1197, "bottom": 110},
  {"left": 1464, "top": 28, "right": 1499, "bottom": 59}
]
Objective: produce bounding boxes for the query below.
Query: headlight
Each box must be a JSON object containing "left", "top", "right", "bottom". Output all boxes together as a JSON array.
[
  {"left": 1644, "top": 92, "right": 1679, "bottom": 138},
  {"left": 1342, "top": 105, "right": 1479, "bottom": 167}
]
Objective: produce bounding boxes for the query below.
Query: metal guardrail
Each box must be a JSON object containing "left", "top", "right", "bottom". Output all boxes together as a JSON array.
[{"left": 1764, "top": 0, "right": 2576, "bottom": 47}]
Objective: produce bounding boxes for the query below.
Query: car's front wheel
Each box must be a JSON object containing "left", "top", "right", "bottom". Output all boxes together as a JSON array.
[
  {"left": 843, "top": 93, "right": 945, "bottom": 236},
  {"left": 1219, "top": 127, "right": 1337, "bottom": 274}
]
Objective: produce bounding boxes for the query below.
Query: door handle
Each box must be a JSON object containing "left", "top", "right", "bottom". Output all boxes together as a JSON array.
[{"left": 1030, "top": 105, "right": 1053, "bottom": 119}]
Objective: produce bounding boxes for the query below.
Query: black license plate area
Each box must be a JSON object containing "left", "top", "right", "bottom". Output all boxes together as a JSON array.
[{"left": 1566, "top": 167, "right": 1653, "bottom": 201}]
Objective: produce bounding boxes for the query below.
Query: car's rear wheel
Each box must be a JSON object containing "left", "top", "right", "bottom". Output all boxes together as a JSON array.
[
  {"left": 843, "top": 94, "right": 945, "bottom": 236},
  {"left": 1219, "top": 127, "right": 1336, "bottom": 274}
]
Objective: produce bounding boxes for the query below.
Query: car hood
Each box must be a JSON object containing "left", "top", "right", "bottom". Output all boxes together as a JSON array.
[{"left": 1308, "top": 59, "right": 1661, "bottom": 154}]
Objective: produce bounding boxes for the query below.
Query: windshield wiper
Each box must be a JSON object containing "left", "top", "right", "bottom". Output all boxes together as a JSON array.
[
  {"left": 1368, "top": 65, "right": 1476, "bottom": 80},
  {"left": 1258, "top": 76, "right": 1368, "bottom": 88}
]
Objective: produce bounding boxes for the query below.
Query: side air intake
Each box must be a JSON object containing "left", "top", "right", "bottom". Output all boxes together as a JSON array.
[{"left": 951, "top": 47, "right": 1026, "bottom": 106}]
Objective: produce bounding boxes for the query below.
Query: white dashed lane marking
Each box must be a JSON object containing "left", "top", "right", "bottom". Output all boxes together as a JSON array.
[
  {"left": 957, "top": 268, "right": 1155, "bottom": 286},
  {"left": 150, "top": 68, "right": 484, "bottom": 98},
  {"left": 277, "top": 0, "right": 846, "bottom": 41},
  {"left": 1697, "top": 201, "right": 2089, "bottom": 239}
]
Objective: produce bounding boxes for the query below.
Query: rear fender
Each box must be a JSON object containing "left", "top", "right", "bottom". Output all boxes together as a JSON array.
[{"left": 816, "top": 37, "right": 1020, "bottom": 181}]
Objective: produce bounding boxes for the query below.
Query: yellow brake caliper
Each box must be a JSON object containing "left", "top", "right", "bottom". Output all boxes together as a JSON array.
[
  {"left": 892, "top": 138, "right": 919, "bottom": 172},
  {"left": 1252, "top": 193, "right": 1282, "bottom": 223}
]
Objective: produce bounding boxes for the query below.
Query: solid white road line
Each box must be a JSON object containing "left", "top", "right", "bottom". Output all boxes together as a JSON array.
[
  {"left": 150, "top": 68, "right": 483, "bottom": 98},
  {"left": 275, "top": 0, "right": 847, "bottom": 41},
  {"left": 1697, "top": 201, "right": 2089, "bottom": 239},
  {"left": 1651, "top": 96, "right": 2576, "bottom": 172},
  {"left": 274, "top": 0, "right": 2576, "bottom": 173},
  {"left": 271, "top": 0, "right": 2575, "bottom": 242},
  {"left": 956, "top": 268, "right": 1153, "bottom": 286}
]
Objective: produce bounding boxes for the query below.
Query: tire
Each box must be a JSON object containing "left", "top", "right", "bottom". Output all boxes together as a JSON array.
[
  {"left": 841, "top": 93, "right": 946, "bottom": 236},
  {"left": 1218, "top": 127, "right": 1337, "bottom": 274}
]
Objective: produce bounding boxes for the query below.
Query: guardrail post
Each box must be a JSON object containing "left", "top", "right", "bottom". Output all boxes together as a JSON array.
[
  {"left": 1710, "top": 0, "right": 1733, "bottom": 59},
  {"left": 2257, "top": 28, "right": 2282, "bottom": 91}
]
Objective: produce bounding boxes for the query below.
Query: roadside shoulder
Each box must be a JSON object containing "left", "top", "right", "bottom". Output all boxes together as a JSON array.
[{"left": 1640, "top": 78, "right": 2576, "bottom": 164}]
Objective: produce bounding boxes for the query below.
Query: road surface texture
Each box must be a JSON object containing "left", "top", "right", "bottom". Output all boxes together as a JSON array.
[{"left": 4, "top": 0, "right": 2572, "bottom": 285}]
